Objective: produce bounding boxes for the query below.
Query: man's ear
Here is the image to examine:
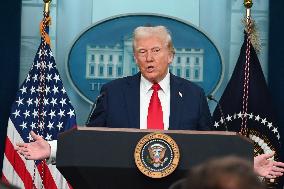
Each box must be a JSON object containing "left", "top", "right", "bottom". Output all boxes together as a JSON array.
[
  {"left": 168, "top": 52, "right": 174, "bottom": 64},
  {"left": 134, "top": 54, "right": 138, "bottom": 64}
]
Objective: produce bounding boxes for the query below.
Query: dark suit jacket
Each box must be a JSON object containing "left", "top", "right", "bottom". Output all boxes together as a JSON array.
[{"left": 86, "top": 73, "right": 212, "bottom": 130}]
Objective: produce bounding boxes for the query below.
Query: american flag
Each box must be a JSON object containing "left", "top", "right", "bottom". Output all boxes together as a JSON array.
[{"left": 1, "top": 13, "right": 76, "bottom": 189}]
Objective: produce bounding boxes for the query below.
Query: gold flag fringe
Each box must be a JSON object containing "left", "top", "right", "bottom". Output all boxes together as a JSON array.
[{"left": 242, "top": 18, "right": 261, "bottom": 53}]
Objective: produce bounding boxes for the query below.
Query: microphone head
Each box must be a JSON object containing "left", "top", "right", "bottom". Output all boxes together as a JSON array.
[{"left": 207, "top": 95, "right": 214, "bottom": 100}]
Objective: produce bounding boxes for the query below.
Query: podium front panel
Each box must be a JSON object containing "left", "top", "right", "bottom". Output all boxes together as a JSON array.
[{"left": 57, "top": 128, "right": 253, "bottom": 189}]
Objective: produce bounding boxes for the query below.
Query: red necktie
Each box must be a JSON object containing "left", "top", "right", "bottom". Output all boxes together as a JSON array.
[{"left": 147, "top": 83, "right": 164, "bottom": 130}]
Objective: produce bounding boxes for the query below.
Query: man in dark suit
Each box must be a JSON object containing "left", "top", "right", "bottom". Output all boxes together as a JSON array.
[
  {"left": 86, "top": 73, "right": 211, "bottom": 130},
  {"left": 86, "top": 26, "right": 211, "bottom": 131}
]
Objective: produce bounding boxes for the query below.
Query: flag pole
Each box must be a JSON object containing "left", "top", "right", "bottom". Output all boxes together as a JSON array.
[
  {"left": 244, "top": 0, "right": 253, "bottom": 23},
  {"left": 43, "top": 0, "right": 52, "bottom": 13}
]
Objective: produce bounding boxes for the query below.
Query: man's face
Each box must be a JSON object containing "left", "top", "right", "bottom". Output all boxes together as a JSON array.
[{"left": 134, "top": 36, "right": 173, "bottom": 83}]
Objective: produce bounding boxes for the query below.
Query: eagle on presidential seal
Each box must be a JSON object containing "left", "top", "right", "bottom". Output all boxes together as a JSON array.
[{"left": 147, "top": 143, "right": 169, "bottom": 168}]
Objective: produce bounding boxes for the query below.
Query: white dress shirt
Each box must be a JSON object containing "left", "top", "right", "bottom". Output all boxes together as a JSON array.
[{"left": 140, "top": 72, "right": 170, "bottom": 130}]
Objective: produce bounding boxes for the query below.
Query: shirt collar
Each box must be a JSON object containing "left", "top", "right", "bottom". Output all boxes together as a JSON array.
[{"left": 140, "top": 70, "right": 170, "bottom": 94}]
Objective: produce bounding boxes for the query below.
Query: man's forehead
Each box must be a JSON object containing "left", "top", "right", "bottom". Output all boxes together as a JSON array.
[
  {"left": 135, "top": 34, "right": 164, "bottom": 41},
  {"left": 135, "top": 37, "right": 166, "bottom": 48},
  {"left": 136, "top": 45, "right": 162, "bottom": 50}
]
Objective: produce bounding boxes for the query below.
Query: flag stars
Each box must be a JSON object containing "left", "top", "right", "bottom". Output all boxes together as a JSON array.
[
  {"left": 237, "top": 112, "right": 243, "bottom": 118},
  {"left": 67, "top": 109, "right": 75, "bottom": 118},
  {"left": 226, "top": 115, "right": 232, "bottom": 121},
  {"left": 37, "top": 86, "right": 43, "bottom": 93},
  {"left": 35, "top": 61, "right": 41, "bottom": 69},
  {"left": 255, "top": 115, "right": 261, "bottom": 121},
  {"left": 23, "top": 110, "right": 30, "bottom": 118},
  {"left": 41, "top": 61, "right": 46, "bottom": 69},
  {"left": 32, "top": 74, "right": 38, "bottom": 82},
  {"left": 47, "top": 62, "right": 53, "bottom": 70},
  {"left": 37, "top": 49, "right": 43, "bottom": 57},
  {"left": 12, "top": 109, "right": 20, "bottom": 118},
  {"left": 52, "top": 86, "right": 59, "bottom": 94},
  {"left": 58, "top": 109, "right": 65, "bottom": 117},
  {"left": 39, "top": 75, "right": 45, "bottom": 82},
  {"left": 45, "top": 86, "right": 50, "bottom": 95},
  {"left": 49, "top": 50, "right": 53, "bottom": 57},
  {"left": 27, "top": 133, "right": 33, "bottom": 142},
  {"left": 45, "top": 133, "right": 52, "bottom": 141},
  {"left": 42, "top": 111, "right": 47, "bottom": 117},
  {"left": 27, "top": 98, "right": 33, "bottom": 106},
  {"left": 32, "top": 110, "right": 38, "bottom": 118},
  {"left": 16, "top": 97, "right": 24, "bottom": 107},
  {"left": 53, "top": 74, "right": 60, "bottom": 83},
  {"left": 46, "top": 74, "right": 52, "bottom": 82},
  {"left": 248, "top": 113, "right": 254, "bottom": 119},
  {"left": 30, "top": 122, "right": 36, "bottom": 130},
  {"left": 49, "top": 110, "right": 56, "bottom": 119},
  {"left": 61, "top": 88, "right": 66, "bottom": 94},
  {"left": 10, "top": 40, "right": 77, "bottom": 149},
  {"left": 20, "top": 86, "right": 27, "bottom": 94},
  {"left": 26, "top": 74, "right": 30, "bottom": 82},
  {"left": 214, "top": 121, "right": 219, "bottom": 128},
  {"left": 20, "top": 122, "right": 27, "bottom": 130},
  {"left": 34, "top": 98, "right": 40, "bottom": 107},
  {"left": 272, "top": 127, "right": 278, "bottom": 134},
  {"left": 43, "top": 49, "right": 48, "bottom": 57},
  {"left": 57, "top": 122, "right": 63, "bottom": 131},
  {"left": 38, "top": 122, "right": 44, "bottom": 130},
  {"left": 50, "top": 98, "right": 57, "bottom": 106},
  {"left": 30, "top": 86, "right": 36, "bottom": 94},
  {"left": 43, "top": 98, "right": 49, "bottom": 105},
  {"left": 59, "top": 98, "right": 67, "bottom": 107},
  {"left": 216, "top": 112, "right": 280, "bottom": 143},
  {"left": 261, "top": 118, "right": 267, "bottom": 125},
  {"left": 267, "top": 122, "right": 273, "bottom": 129},
  {"left": 47, "top": 121, "right": 54, "bottom": 130}
]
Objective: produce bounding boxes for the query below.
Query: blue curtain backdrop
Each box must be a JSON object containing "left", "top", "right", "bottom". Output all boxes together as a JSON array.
[{"left": 0, "top": 1, "right": 21, "bottom": 172}]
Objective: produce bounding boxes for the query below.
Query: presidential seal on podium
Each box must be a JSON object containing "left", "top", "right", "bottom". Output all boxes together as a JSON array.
[{"left": 134, "top": 133, "right": 180, "bottom": 178}]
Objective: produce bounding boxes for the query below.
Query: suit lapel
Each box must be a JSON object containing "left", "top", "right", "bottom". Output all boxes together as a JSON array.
[
  {"left": 124, "top": 73, "right": 140, "bottom": 129},
  {"left": 169, "top": 73, "right": 183, "bottom": 130}
]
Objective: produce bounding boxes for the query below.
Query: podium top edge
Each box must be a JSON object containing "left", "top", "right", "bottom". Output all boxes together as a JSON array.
[
  {"left": 66, "top": 127, "right": 252, "bottom": 143},
  {"left": 77, "top": 126, "right": 237, "bottom": 136}
]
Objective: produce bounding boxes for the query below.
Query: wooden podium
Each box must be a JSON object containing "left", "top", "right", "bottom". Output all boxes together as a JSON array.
[{"left": 56, "top": 127, "right": 253, "bottom": 189}]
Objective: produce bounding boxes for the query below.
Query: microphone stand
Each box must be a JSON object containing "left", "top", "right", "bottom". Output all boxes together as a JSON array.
[
  {"left": 85, "top": 92, "right": 105, "bottom": 125},
  {"left": 207, "top": 95, "right": 228, "bottom": 132}
]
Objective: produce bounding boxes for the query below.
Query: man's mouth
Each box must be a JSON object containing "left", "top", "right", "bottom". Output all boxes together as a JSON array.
[{"left": 146, "top": 66, "right": 154, "bottom": 72}]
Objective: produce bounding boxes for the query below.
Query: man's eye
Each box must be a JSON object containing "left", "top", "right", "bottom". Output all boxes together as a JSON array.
[
  {"left": 152, "top": 48, "right": 160, "bottom": 53},
  {"left": 138, "top": 49, "right": 147, "bottom": 54}
]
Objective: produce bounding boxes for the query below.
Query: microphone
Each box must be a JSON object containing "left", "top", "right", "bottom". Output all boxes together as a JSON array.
[
  {"left": 85, "top": 92, "right": 106, "bottom": 126},
  {"left": 207, "top": 94, "right": 228, "bottom": 132}
]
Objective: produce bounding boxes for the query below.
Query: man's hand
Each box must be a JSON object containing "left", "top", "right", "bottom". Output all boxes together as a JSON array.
[
  {"left": 16, "top": 131, "right": 51, "bottom": 160},
  {"left": 254, "top": 152, "right": 284, "bottom": 179}
]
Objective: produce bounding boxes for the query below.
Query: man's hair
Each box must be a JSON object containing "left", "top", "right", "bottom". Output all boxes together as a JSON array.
[
  {"left": 132, "top": 26, "right": 175, "bottom": 54},
  {"left": 183, "top": 156, "right": 265, "bottom": 189}
]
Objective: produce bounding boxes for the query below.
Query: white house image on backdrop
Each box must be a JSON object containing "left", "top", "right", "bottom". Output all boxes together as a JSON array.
[{"left": 85, "top": 36, "right": 204, "bottom": 81}]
